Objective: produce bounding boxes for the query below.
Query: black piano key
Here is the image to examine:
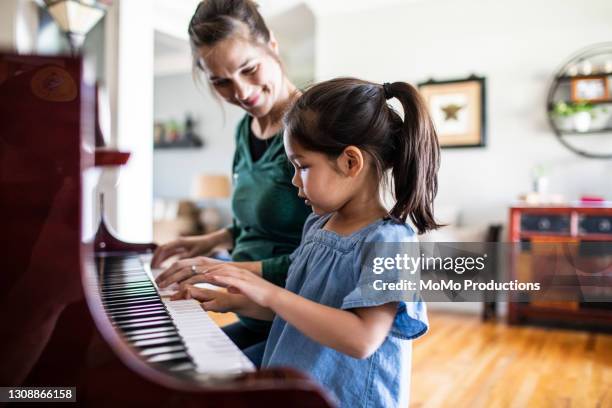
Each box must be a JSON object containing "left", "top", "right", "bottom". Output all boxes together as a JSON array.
[
  {"left": 127, "top": 329, "right": 178, "bottom": 341},
  {"left": 103, "top": 296, "right": 159, "bottom": 306},
  {"left": 147, "top": 352, "right": 189, "bottom": 363},
  {"left": 108, "top": 304, "right": 165, "bottom": 315},
  {"left": 124, "top": 326, "right": 178, "bottom": 337},
  {"left": 95, "top": 254, "right": 199, "bottom": 374},
  {"left": 167, "top": 362, "right": 196, "bottom": 372},
  {"left": 101, "top": 287, "right": 157, "bottom": 297},
  {"left": 104, "top": 297, "right": 160, "bottom": 308},
  {"left": 140, "top": 345, "right": 185, "bottom": 357},
  {"left": 116, "top": 319, "right": 174, "bottom": 331},
  {"left": 101, "top": 281, "right": 152, "bottom": 291},
  {"left": 133, "top": 336, "right": 183, "bottom": 348},
  {"left": 112, "top": 310, "right": 168, "bottom": 321},
  {"left": 114, "top": 315, "right": 173, "bottom": 326}
]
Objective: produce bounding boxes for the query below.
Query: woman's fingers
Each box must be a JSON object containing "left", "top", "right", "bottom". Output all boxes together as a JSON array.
[
  {"left": 156, "top": 259, "right": 195, "bottom": 287},
  {"left": 151, "top": 241, "right": 186, "bottom": 267},
  {"left": 157, "top": 256, "right": 227, "bottom": 288},
  {"left": 206, "top": 264, "right": 250, "bottom": 280},
  {"left": 178, "top": 273, "right": 216, "bottom": 288}
]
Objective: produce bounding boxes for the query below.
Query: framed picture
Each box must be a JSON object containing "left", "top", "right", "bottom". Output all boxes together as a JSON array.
[
  {"left": 418, "top": 76, "right": 486, "bottom": 148},
  {"left": 570, "top": 76, "right": 609, "bottom": 102}
]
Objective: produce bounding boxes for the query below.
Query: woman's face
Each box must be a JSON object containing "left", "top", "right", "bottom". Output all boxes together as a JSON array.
[{"left": 197, "top": 35, "right": 284, "bottom": 118}]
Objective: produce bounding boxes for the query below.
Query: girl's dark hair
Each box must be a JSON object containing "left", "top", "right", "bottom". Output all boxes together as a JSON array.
[
  {"left": 284, "top": 77, "right": 442, "bottom": 234},
  {"left": 188, "top": 0, "right": 271, "bottom": 72}
]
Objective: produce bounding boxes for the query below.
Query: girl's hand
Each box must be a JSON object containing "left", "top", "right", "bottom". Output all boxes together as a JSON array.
[
  {"left": 155, "top": 256, "right": 222, "bottom": 288},
  {"left": 205, "top": 264, "right": 281, "bottom": 307},
  {"left": 171, "top": 285, "right": 236, "bottom": 313}
]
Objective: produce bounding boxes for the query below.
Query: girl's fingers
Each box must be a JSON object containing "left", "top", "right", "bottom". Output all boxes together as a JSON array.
[
  {"left": 187, "top": 287, "right": 219, "bottom": 302},
  {"left": 211, "top": 275, "right": 243, "bottom": 290},
  {"left": 201, "top": 299, "right": 227, "bottom": 312},
  {"left": 170, "top": 287, "right": 189, "bottom": 301}
]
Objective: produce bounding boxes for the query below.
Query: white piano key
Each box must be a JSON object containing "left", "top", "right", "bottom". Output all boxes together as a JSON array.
[{"left": 163, "top": 299, "right": 255, "bottom": 374}]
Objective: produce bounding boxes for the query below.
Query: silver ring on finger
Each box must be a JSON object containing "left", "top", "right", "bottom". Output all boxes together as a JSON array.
[{"left": 191, "top": 265, "right": 197, "bottom": 276}]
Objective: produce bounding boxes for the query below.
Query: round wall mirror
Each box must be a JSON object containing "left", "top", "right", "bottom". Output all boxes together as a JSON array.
[{"left": 546, "top": 42, "right": 612, "bottom": 158}]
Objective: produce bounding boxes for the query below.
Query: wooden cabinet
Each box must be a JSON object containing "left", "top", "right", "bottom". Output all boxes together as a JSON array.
[{"left": 508, "top": 205, "right": 612, "bottom": 328}]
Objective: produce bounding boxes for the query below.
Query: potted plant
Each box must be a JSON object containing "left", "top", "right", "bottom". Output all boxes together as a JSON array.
[{"left": 550, "top": 101, "right": 608, "bottom": 132}]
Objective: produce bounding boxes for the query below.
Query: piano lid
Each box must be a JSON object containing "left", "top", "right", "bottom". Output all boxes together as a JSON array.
[{"left": 0, "top": 51, "right": 334, "bottom": 407}]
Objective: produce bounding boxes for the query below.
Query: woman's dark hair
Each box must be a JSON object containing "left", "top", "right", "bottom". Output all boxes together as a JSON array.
[
  {"left": 188, "top": 0, "right": 271, "bottom": 72},
  {"left": 283, "top": 77, "right": 441, "bottom": 234}
]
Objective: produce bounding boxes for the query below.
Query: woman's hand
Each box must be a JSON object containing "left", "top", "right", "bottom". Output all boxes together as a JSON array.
[
  {"left": 205, "top": 264, "right": 281, "bottom": 308},
  {"left": 151, "top": 228, "right": 232, "bottom": 268},
  {"left": 155, "top": 256, "right": 223, "bottom": 288}
]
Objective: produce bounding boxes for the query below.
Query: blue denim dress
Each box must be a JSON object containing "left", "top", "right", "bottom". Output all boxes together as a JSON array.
[{"left": 262, "top": 213, "right": 428, "bottom": 408}]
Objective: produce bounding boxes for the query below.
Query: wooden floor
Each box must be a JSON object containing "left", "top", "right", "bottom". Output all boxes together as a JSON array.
[
  {"left": 410, "top": 312, "right": 612, "bottom": 408},
  {"left": 208, "top": 311, "right": 612, "bottom": 407}
]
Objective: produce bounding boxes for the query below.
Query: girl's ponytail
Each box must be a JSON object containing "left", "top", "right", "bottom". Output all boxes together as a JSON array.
[
  {"left": 383, "top": 82, "right": 441, "bottom": 234},
  {"left": 283, "top": 77, "right": 442, "bottom": 235}
]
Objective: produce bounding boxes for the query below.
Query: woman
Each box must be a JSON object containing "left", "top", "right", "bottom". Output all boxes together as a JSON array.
[{"left": 152, "top": 0, "right": 310, "bottom": 365}]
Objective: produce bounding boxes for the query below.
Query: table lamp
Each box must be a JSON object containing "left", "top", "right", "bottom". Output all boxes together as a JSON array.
[{"left": 192, "top": 174, "right": 231, "bottom": 233}]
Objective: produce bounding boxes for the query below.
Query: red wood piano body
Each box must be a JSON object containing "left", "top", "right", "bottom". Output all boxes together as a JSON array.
[{"left": 0, "top": 52, "right": 334, "bottom": 407}]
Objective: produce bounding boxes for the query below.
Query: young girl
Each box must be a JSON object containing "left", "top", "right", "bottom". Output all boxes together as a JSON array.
[{"left": 182, "top": 77, "right": 441, "bottom": 407}]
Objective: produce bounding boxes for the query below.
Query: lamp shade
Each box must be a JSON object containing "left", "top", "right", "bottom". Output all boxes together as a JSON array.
[
  {"left": 44, "top": 0, "right": 107, "bottom": 36},
  {"left": 192, "top": 174, "right": 231, "bottom": 200}
]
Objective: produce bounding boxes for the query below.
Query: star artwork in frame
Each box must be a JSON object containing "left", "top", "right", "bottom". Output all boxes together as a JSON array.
[{"left": 418, "top": 76, "right": 486, "bottom": 148}]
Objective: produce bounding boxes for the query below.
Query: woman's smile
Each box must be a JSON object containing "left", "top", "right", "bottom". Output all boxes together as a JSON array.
[{"left": 242, "top": 91, "right": 261, "bottom": 109}]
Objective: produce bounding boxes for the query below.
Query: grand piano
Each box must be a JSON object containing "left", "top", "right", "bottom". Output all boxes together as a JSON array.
[{"left": 0, "top": 52, "right": 334, "bottom": 407}]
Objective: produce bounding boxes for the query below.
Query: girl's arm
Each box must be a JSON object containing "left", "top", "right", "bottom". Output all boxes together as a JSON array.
[{"left": 206, "top": 265, "right": 397, "bottom": 359}]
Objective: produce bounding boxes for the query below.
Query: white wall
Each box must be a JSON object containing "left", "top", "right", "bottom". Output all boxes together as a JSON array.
[
  {"left": 153, "top": 74, "right": 243, "bottom": 199},
  {"left": 315, "top": 0, "right": 612, "bottom": 228},
  {"left": 113, "top": 0, "right": 154, "bottom": 242}
]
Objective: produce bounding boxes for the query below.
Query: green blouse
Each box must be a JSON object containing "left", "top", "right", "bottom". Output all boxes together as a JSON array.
[{"left": 228, "top": 115, "right": 311, "bottom": 330}]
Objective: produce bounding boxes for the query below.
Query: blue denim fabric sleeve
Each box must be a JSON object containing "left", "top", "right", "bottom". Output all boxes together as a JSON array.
[{"left": 340, "top": 223, "right": 428, "bottom": 340}]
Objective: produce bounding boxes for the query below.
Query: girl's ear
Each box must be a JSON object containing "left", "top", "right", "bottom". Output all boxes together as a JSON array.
[
  {"left": 338, "top": 146, "right": 364, "bottom": 177},
  {"left": 267, "top": 31, "right": 279, "bottom": 55}
]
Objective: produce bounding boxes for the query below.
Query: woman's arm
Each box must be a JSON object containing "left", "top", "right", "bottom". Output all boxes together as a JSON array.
[
  {"left": 206, "top": 265, "right": 397, "bottom": 359},
  {"left": 151, "top": 227, "right": 234, "bottom": 268}
]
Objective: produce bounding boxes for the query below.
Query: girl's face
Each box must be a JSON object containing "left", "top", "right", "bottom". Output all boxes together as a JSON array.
[
  {"left": 197, "top": 35, "right": 284, "bottom": 118},
  {"left": 284, "top": 136, "right": 355, "bottom": 216}
]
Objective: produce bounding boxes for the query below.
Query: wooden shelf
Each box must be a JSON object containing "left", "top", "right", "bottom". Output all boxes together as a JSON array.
[
  {"left": 556, "top": 73, "right": 612, "bottom": 81},
  {"left": 558, "top": 127, "right": 612, "bottom": 135},
  {"left": 548, "top": 99, "right": 612, "bottom": 107}
]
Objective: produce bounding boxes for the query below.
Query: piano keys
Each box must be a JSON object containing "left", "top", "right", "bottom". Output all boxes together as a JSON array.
[
  {"left": 0, "top": 51, "right": 335, "bottom": 407},
  {"left": 89, "top": 253, "right": 254, "bottom": 376}
]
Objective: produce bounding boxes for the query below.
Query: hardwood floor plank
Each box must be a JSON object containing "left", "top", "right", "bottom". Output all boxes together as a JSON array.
[{"left": 411, "top": 312, "right": 612, "bottom": 408}]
